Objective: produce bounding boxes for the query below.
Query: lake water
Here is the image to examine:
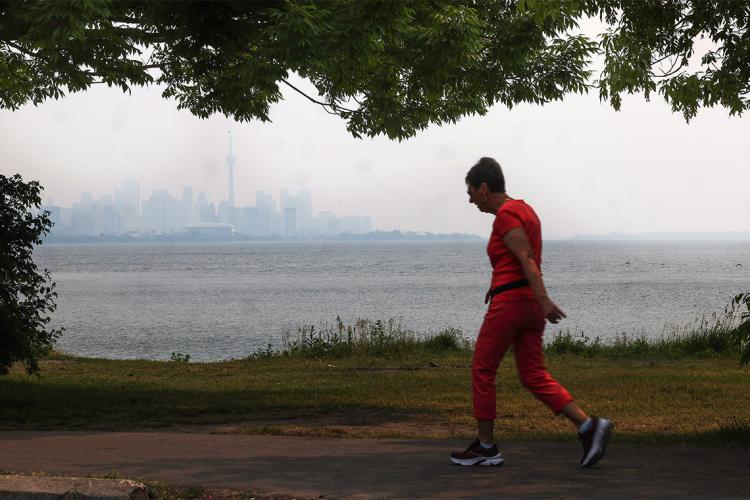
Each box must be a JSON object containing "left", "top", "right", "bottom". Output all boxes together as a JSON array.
[{"left": 33, "top": 240, "right": 750, "bottom": 361}]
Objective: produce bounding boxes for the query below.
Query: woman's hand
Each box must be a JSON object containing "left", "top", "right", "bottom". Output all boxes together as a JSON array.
[{"left": 541, "top": 297, "right": 566, "bottom": 324}]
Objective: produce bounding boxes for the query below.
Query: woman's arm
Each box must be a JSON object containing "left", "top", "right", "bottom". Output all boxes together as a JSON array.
[{"left": 502, "top": 227, "right": 566, "bottom": 323}]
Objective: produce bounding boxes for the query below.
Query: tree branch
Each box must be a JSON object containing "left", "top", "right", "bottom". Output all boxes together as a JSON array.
[
  {"left": 652, "top": 52, "right": 684, "bottom": 78},
  {"left": 651, "top": 53, "right": 674, "bottom": 66},
  {"left": 280, "top": 78, "right": 355, "bottom": 114},
  {"left": 4, "top": 40, "right": 41, "bottom": 60},
  {"left": 107, "top": 25, "right": 171, "bottom": 44},
  {"left": 109, "top": 16, "right": 141, "bottom": 25}
]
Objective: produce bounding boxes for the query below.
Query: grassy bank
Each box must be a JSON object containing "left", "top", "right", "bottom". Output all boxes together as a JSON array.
[
  {"left": 253, "top": 314, "right": 744, "bottom": 360},
  {"left": 1, "top": 316, "right": 748, "bottom": 447}
]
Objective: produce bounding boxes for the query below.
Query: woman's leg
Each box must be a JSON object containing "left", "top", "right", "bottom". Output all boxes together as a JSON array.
[
  {"left": 511, "top": 302, "right": 612, "bottom": 467},
  {"left": 472, "top": 300, "right": 523, "bottom": 443},
  {"left": 512, "top": 302, "right": 576, "bottom": 419},
  {"left": 560, "top": 401, "right": 589, "bottom": 427}
]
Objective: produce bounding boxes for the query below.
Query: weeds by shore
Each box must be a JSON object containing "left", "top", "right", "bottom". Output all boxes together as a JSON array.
[
  {"left": 249, "top": 317, "right": 470, "bottom": 360},
  {"left": 545, "top": 315, "right": 740, "bottom": 359},
  {"left": 246, "top": 310, "right": 744, "bottom": 362}
]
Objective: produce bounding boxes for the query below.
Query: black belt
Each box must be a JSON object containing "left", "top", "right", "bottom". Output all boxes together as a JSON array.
[{"left": 487, "top": 278, "right": 529, "bottom": 301}]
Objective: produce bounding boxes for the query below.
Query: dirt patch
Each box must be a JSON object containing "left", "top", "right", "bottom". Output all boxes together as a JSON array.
[{"left": 210, "top": 410, "right": 469, "bottom": 440}]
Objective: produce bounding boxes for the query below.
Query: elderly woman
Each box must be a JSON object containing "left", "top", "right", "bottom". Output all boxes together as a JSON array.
[{"left": 450, "top": 157, "right": 611, "bottom": 468}]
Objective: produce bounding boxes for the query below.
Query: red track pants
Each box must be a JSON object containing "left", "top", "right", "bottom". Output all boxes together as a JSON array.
[{"left": 472, "top": 295, "right": 573, "bottom": 420}]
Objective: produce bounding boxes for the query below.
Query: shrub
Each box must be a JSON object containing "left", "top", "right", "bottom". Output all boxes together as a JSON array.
[
  {"left": 170, "top": 352, "right": 191, "bottom": 363},
  {"left": 423, "top": 328, "right": 468, "bottom": 352},
  {"left": 0, "top": 174, "right": 62, "bottom": 375}
]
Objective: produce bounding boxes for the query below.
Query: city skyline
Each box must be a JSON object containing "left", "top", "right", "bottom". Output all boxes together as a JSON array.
[
  {"left": 43, "top": 177, "right": 373, "bottom": 237},
  {"left": 40, "top": 131, "right": 374, "bottom": 237}
]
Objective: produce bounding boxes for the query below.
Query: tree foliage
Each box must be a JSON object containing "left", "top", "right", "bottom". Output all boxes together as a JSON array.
[
  {"left": 0, "top": 0, "right": 594, "bottom": 139},
  {"left": 1, "top": 1, "right": 749, "bottom": 139},
  {"left": 0, "top": 174, "right": 62, "bottom": 376},
  {"left": 592, "top": 0, "right": 750, "bottom": 119}
]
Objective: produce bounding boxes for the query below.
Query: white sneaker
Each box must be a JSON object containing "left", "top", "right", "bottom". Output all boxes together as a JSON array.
[{"left": 579, "top": 417, "right": 612, "bottom": 467}]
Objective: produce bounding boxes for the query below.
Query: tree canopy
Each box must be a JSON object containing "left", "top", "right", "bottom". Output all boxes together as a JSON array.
[{"left": 1, "top": 1, "right": 748, "bottom": 139}]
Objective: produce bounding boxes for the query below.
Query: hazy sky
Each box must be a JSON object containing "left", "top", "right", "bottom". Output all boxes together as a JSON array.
[{"left": 2, "top": 73, "right": 749, "bottom": 239}]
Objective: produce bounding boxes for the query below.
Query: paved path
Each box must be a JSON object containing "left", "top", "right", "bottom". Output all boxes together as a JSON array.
[{"left": 2, "top": 431, "right": 749, "bottom": 499}]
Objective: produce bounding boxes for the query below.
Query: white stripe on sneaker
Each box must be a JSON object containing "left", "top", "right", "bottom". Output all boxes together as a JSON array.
[{"left": 450, "top": 454, "right": 504, "bottom": 466}]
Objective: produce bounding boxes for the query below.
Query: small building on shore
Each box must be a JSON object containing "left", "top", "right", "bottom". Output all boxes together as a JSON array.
[{"left": 182, "top": 223, "right": 234, "bottom": 238}]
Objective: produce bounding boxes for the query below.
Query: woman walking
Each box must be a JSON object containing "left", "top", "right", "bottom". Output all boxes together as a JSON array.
[{"left": 450, "top": 157, "right": 611, "bottom": 468}]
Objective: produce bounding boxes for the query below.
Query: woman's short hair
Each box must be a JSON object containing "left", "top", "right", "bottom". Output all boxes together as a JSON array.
[{"left": 465, "top": 157, "right": 506, "bottom": 193}]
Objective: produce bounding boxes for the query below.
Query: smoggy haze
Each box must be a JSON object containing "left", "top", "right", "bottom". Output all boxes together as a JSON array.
[{"left": 1, "top": 75, "right": 749, "bottom": 239}]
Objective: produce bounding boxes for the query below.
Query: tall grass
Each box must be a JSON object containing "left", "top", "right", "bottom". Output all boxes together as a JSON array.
[
  {"left": 249, "top": 316, "right": 471, "bottom": 359},
  {"left": 545, "top": 303, "right": 743, "bottom": 359},
  {"left": 250, "top": 296, "right": 748, "bottom": 361}
]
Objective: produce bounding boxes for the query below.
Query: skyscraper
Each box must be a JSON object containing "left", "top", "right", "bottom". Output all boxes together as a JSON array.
[
  {"left": 116, "top": 177, "right": 140, "bottom": 231},
  {"left": 181, "top": 187, "right": 194, "bottom": 225},
  {"left": 280, "top": 189, "right": 312, "bottom": 232},
  {"left": 226, "top": 131, "right": 236, "bottom": 207},
  {"left": 296, "top": 189, "right": 312, "bottom": 230},
  {"left": 284, "top": 207, "right": 296, "bottom": 235}
]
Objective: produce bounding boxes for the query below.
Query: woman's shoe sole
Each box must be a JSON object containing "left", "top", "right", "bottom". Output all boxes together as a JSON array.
[{"left": 450, "top": 456, "right": 504, "bottom": 466}]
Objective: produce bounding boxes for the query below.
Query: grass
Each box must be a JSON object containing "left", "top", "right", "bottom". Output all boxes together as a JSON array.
[
  {"left": 0, "top": 316, "right": 750, "bottom": 446},
  {"left": 1, "top": 314, "right": 748, "bottom": 447}
]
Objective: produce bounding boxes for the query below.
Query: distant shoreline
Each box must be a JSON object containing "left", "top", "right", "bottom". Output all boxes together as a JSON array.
[
  {"left": 41, "top": 230, "right": 484, "bottom": 245},
  {"left": 571, "top": 231, "right": 750, "bottom": 241},
  {"left": 40, "top": 233, "right": 750, "bottom": 244}
]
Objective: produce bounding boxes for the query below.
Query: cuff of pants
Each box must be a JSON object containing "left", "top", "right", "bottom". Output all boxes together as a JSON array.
[
  {"left": 472, "top": 410, "right": 497, "bottom": 421},
  {"left": 473, "top": 395, "right": 575, "bottom": 421},
  {"left": 550, "top": 395, "right": 575, "bottom": 415}
]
